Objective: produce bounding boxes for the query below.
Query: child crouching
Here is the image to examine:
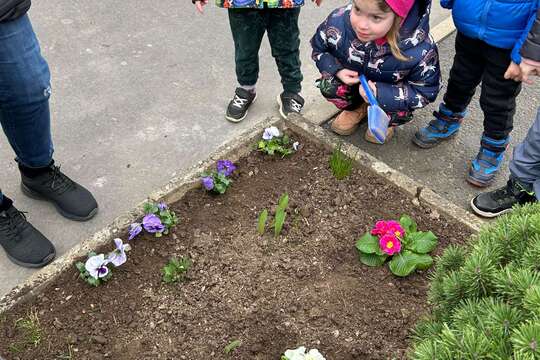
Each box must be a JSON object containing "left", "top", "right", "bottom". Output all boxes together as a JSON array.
[{"left": 311, "top": 0, "right": 440, "bottom": 143}]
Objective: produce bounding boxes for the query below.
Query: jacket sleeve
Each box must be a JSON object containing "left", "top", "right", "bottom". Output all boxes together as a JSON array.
[
  {"left": 521, "top": 9, "right": 540, "bottom": 62},
  {"left": 310, "top": 18, "right": 345, "bottom": 77},
  {"left": 511, "top": 8, "right": 539, "bottom": 64},
  {"left": 375, "top": 48, "right": 441, "bottom": 113},
  {"left": 440, "top": 0, "right": 454, "bottom": 9}
]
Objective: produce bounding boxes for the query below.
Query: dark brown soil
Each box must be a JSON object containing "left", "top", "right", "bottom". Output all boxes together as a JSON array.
[{"left": 0, "top": 134, "right": 472, "bottom": 360}]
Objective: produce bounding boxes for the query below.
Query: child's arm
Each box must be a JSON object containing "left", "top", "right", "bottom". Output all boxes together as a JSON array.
[
  {"left": 375, "top": 48, "right": 441, "bottom": 113},
  {"left": 310, "top": 20, "right": 345, "bottom": 78}
]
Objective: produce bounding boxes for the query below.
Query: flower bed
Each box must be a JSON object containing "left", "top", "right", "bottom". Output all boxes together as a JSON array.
[{"left": 0, "top": 130, "right": 471, "bottom": 360}]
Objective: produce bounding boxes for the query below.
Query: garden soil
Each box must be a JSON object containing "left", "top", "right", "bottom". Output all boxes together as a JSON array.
[{"left": 0, "top": 134, "right": 472, "bottom": 360}]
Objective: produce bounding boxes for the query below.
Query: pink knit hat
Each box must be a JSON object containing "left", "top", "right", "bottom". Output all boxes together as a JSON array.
[{"left": 384, "top": 0, "right": 415, "bottom": 18}]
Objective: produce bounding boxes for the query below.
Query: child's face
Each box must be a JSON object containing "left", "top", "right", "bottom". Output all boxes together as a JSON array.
[{"left": 350, "top": 0, "right": 396, "bottom": 42}]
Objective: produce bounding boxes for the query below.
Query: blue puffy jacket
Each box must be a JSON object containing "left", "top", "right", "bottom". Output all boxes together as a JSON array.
[{"left": 441, "top": 0, "right": 539, "bottom": 63}]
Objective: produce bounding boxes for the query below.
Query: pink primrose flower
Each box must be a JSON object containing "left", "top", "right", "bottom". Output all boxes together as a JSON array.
[
  {"left": 379, "top": 233, "right": 402, "bottom": 255},
  {"left": 370, "top": 220, "right": 404, "bottom": 238}
]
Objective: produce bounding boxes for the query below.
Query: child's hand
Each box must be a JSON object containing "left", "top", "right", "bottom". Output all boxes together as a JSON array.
[
  {"left": 194, "top": 0, "right": 208, "bottom": 13},
  {"left": 519, "top": 58, "right": 540, "bottom": 85},
  {"left": 503, "top": 61, "right": 522, "bottom": 82},
  {"left": 336, "top": 69, "right": 360, "bottom": 86},
  {"left": 359, "top": 80, "right": 377, "bottom": 103}
]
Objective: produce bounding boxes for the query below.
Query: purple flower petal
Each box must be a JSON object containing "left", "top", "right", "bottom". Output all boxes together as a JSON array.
[
  {"left": 201, "top": 176, "right": 214, "bottom": 191},
  {"left": 217, "top": 160, "right": 236, "bottom": 177},
  {"left": 128, "top": 223, "right": 142, "bottom": 240},
  {"left": 142, "top": 214, "right": 165, "bottom": 233},
  {"left": 157, "top": 202, "right": 168, "bottom": 211}
]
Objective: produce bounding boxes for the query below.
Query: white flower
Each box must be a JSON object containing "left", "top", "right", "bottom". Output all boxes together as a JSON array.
[
  {"left": 85, "top": 254, "right": 110, "bottom": 279},
  {"left": 283, "top": 347, "right": 326, "bottom": 360},
  {"left": 292, "top": 141, "right": 300, "bottom": 151},
  {"left": 107, "top": 238, "right": 132, "bottom": 267},
  {"left": 262, "top": 126, "right": 281, "bottom": 140},
  {"left": 306, "top": 349, "right": 326, "bottom": 360},
  {"left": 284, "top": 347, "right": 307, "bottom": 360}
]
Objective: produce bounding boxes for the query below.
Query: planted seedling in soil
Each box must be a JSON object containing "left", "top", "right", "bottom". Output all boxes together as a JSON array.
[
  {"left": 162, "top": 256, "right": 192, "bottom": 283},
  {"left": 8, "top": 309, "right": 42, "bottom": 353},
  {"left": 329, "top": 143, "right": 354, "bottom": 180},
  {"left": 257, "top": 193, "right": 290, "bottom": 237},
  {"left": 224, "top": 339, "right": 241, "bottom": 355}
]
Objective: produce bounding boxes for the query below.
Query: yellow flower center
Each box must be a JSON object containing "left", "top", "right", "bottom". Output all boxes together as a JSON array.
[
  {"left": 387, "top": 241, "right": 394, "bottom": 249},
  {"left": 395, "top": 231, "right": 400, "bottom": 236}
]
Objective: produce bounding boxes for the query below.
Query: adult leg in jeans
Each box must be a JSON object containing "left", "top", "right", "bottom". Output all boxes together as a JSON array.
[
  {"left": 0, "top": 15, "right": 55, "bottom": 267},
  {"left": 0, "top": 15, "right": 97, "bottom": 267}
]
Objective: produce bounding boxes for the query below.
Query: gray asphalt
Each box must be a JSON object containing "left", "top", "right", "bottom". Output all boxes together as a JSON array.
[
  {"left": 0, "top": 1, "right": 447, "bottom": 297},
  {"left": 324, "top": 32, "right": 540, "bottom": 212}
]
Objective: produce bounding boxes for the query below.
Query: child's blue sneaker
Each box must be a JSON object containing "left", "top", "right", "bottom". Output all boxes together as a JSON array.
[
  {"left": 467, "top": 135, "right": 510, "bottom": 188},
  {"left": 412, "top": 103, "right": 465, "bottom": 149}
]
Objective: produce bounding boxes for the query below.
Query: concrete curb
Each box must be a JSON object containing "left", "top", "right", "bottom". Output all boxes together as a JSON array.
[{"left": 1, "top": 110, "right": 481, "bottom": 316}]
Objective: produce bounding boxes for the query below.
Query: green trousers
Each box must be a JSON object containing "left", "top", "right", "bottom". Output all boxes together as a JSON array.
[{"left": 228, "top": 6, "right": 302, "bottom": 94}]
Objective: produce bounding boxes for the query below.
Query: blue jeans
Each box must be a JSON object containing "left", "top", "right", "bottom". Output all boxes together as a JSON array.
[{"left": 0, "top": 15, "right": 53, "bottom": 203}]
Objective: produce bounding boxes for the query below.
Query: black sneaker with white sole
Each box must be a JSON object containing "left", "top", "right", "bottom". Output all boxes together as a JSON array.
[
  {"left": 470, "top": 177, "right": 537, "bottom": 218},
  {"left": 226, "top": 87, "right": 257, "bottom": 123},
  {"left": 277, "top": 92, "right": 304, "bottom": 120},
  {"left": 0, "top": 200, "right": 55, "bottom": 268}
]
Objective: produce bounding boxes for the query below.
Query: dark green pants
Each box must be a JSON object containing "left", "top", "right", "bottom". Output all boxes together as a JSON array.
[{"left": 228, "top": 6, "right": 302, "bottom": 94}]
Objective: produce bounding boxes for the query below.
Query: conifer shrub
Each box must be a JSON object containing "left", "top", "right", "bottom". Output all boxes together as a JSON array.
[{"left": 410, "top": 203, "right": 540, "bottom": 359}]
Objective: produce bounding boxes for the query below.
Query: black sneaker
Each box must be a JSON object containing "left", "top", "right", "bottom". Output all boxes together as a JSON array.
[
  {"left": 277, "top": 92, "right": 304, "bottom": 120},
  {"left": 0, "top": 204, "right": 55, "bottom": 268},
  {"left": 470, "top": 178, "right": 537, "bottom": 218},
  {"left": 21, "top": 164, "right": 98, "bottom": 221},
  {"left": 226, "top": 87, "right": 257, "bottom": 123}
]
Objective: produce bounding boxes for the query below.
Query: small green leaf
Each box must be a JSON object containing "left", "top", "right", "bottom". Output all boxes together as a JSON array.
[
  {"left": 359, "top": 252, "right": 387, "bottom": 267},
  {"left": 407, "top": 231, "right": 438, "bottom": 254},
  {"left": 224, "top": 339, "right": 241, "bottom": 354},
  {"left": 388, "top": 251, "right": 419, "bottom": 277},
  {"left": 399, "top": 215, "right": 416, "bottom": 234},
  {"left": 356, "top": 233, "right": 380, "bottom": 254},
  {"left": 258, "top": 140, "right": 266, "bottom": 149},
  {"left": 257, "top": 209, "right": 268, "bottom": 235},
  {"left": 274, "top": 208, "right": 286, "bottom": 237},
  {"left": 75, "top": 262, "right": 85, "bottom": 273},
  {"left": 414, "top": 254, "right": 434, "bottom": 270},
  {"left": 278, "top": 193, "right": 289, "bottom": 210}
]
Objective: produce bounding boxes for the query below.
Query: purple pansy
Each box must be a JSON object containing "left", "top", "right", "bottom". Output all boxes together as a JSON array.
[
  {"left": 142, "top": 213, "right": 165, "bottom": 233},
  {"left": 107, "top": 238, "right": 132, "bottom": 267},
  {"left": 201, "top": 176, "right": 214, "bottom": 191},
  {"left": 157, "top": 202, "right": 168, "bottom": 211},
  {"left": 85, "top": 254, "right": 110, "bottom": 280},
  {"left": 128, "top": 222, "right": 142, "bottom": 240},
  {"left": 217, "top": 160, "right": 236, "bottom": 177}
]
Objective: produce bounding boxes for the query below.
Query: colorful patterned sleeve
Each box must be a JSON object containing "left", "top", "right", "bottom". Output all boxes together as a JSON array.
[
  {"left": 376, "top": 47, "right": 441, "bottom": 113},
  {"left": 310, "top": 17, "right": 344, "bottom": 77}
]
